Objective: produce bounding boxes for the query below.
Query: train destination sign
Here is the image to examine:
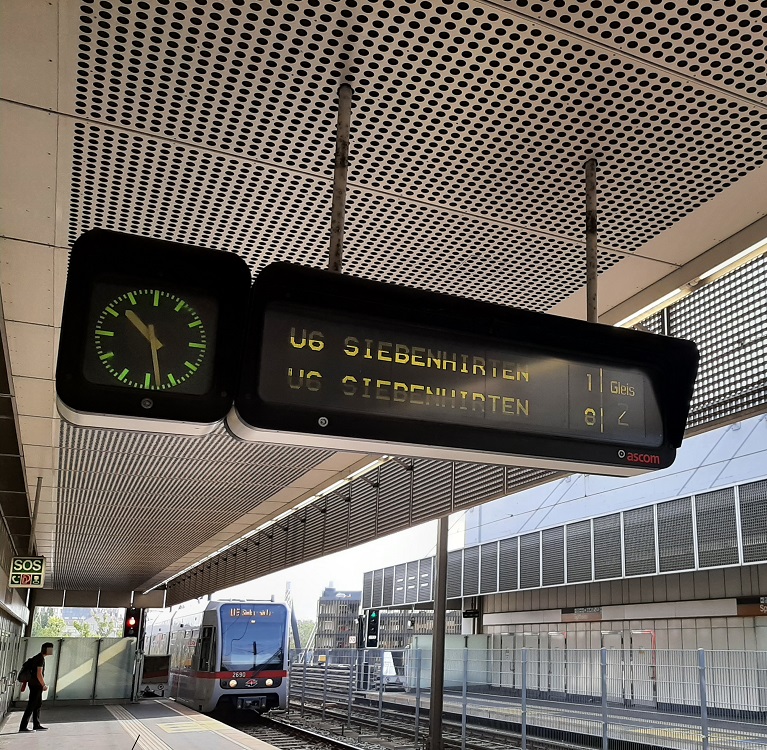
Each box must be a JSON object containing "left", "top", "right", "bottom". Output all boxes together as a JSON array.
[{"left": 229, "top": 264, "right": 699, "bottom": 476}]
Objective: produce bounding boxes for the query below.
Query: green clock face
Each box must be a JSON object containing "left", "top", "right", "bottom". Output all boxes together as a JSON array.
[{"left": 84, "top": 287, "right": 217, "bottom": 395}]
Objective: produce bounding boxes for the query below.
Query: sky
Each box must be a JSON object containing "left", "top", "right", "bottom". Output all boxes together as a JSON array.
[{"left": 215, "top": 514, "right": 467, "bottom": 620}]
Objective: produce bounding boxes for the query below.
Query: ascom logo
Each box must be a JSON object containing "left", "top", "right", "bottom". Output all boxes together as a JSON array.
[{"left": 626, "top": 452, "right": 661, "bottom": 465}]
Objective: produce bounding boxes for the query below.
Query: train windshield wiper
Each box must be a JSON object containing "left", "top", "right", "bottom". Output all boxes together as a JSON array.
[{"left": 251, "top": 646, "right": 283, "bottom": 674}]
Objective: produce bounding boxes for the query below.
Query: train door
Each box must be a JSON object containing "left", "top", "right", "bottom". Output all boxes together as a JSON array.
[
  {"left": 548, "top": 632, "right": 567, "bottom": 698},
  {"left": 601, "top": 631, "right": 625, "bottom": 704},
  {"left": 193, "top": 626, "right": 217, "bottom": 708},
  {"left": 629, "top": 630, "right": 657, "bottom": 707}
]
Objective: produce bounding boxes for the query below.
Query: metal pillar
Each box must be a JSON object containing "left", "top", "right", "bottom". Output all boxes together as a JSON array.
[
  {"left": 461, "top": 648, "right": 468, "bottom": 750},
  {"left": 600, "top": 647, "right": 609, "bottom": 750},
  {"left": 521, "top": 648, "right": 528, "bottom": 750},
  {"left": 429, "top": 515, "right": 449, "bottom": 750},
  {"left": 328, "top": 83, "right": 353, "bottom": 273},
  {"left": 414, "top": 650, "right": 422, "bottom": 749},
  {"left": 585, "top": 158, "right": 598, "bottom": 323},
  {"left": 698, "top": 649, "right": 710, "bottom": 750}
]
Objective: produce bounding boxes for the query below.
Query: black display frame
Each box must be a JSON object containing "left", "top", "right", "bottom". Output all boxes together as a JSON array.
[
  {"left": 56, "top": 229, "right": 251, "bottom": 428},
  {"left": 233, "top": 263, "right": 699, "bottom": 473}
]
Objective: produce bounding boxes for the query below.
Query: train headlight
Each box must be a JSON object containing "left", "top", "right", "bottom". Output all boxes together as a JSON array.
[
  {"left": 229, "top": 679, "right": 238, "bottom": 688},
  {"left": 265, "top": 678, "right": 273, "bottom": 687}
]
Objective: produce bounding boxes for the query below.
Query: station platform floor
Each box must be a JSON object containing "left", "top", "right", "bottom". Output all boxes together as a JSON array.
[{"left": 0, "top": 699, "right": 275, "bottom": 750}]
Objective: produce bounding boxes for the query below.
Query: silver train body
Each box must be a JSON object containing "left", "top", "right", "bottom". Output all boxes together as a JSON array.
[{"left": 144, "top": 599, "right": 289, "bottom": 713}]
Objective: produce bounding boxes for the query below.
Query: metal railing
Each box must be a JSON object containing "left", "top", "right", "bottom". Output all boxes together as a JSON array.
[{"left": 288, "top": 647, "right": 767, "bottom": 750}]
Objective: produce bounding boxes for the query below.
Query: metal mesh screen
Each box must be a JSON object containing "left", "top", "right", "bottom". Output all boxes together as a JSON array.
[
  {"left": 393, "top": 564, "right": 406, "bottom": 606},
  {"left": 657, "top": 497, "right": 695, "bottom": 572},
  {"left": 418, "top": 558, "right": 433, "bottom": 601},
  {"left": 382, "top": 566, "right": 395, "bottom": 607},
  {"left": 740, "top": 479, "right": 767, "bottom": 564},
  {"left": 623, "top": 506, "right": 657, "bottom": 577},
  {"left": 405, "top": 561, "right": 419, "bottom": 605},
  {"left": 566, "top": 520, "right": 592, "bottom": 583},
  {"left": 542, "top": 526, "right": 565, "bottom": 587},
  {"left": 669, "top": 254, "right": 767, "bottom": 429},
  {"left": 446, "top": 550, "right": 463, "bottom": 599},
  {"left": 696, "top": 488, "right": 740, "bottom": 568},
  {"left": 519, "top": 533, "right": 541, "bottom": 589},
  {"left": 372, "top": 568, "right": 384, "bottom": 609},
  {"left": 498, "top": 537, "right": 519, "bottom": 592},
  {"left": 593, "top": 514, "right": 623, "bottom": 580},
  {"left": 362, "top": 571, "right": 373, "bottom": 610},
  {"left": 462, "top": 546, "right": 480, "bottom": 597},
  {"left": 480, "top": 542, "right": 499, "bottom": 594}
]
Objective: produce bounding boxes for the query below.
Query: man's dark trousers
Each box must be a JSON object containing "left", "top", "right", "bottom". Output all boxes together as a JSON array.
[{"left": 21, "top": 685, "right": 43, "bottom": 729}]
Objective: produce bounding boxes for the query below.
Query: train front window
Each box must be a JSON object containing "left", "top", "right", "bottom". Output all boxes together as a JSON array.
[{"left": 220, "top": 605, "right": 286, "bottom": 672}]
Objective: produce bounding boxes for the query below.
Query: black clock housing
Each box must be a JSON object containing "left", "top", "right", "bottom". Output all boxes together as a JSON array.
[{"left": 56, "top": 229, "right": 251, "bottom": 434}]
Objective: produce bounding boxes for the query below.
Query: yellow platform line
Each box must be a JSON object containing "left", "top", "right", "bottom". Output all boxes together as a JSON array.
[
  {"left": 106, "top": 704, "right": 172, "bottom": 750},
  {"left": 159, "top": 700, "right": 278, "bottom": 749}
]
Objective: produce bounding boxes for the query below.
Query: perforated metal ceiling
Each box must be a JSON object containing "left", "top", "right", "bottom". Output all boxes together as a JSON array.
[
  {"left": 63, "top": 0, "right": 767, "bottom": 308},
  {"left": 1, "top": 0, "right": 766, "bottom": 597}
]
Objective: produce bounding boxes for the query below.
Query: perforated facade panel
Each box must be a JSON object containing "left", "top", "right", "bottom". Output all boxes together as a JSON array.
[
  {"left": 463, "top": 546, "right": 480, "bottom": 597},
  {"left": 593, "top": 514, "right": 623, "bottom": 581},
  {"left": 566, "top": 521, "right": 592, "bottom": 583},
  {"left": 498, "top": 537, "right": 519, "bottom": 593},
  {"left": 696, "top": 488, "right": 740, "bottom": 568},
  {"left": 657, "top": 497, "right": 695, "bottom": 573},
  {"left": 371, "top": 569, "right": 384, "bottom": 609},
  {"left": 740, "top": 480, "right": 767, "bottom": 564},
  {"left": 542, "top": 526, "right": 565, "bottom": 587},
  {"left": 447, "top": 550, "right": 463, "bottom": 600},
  {"left": 418, "top": 558, "right": 433, "bottom": 602},
  {"left": 623, "top": 506, "right": 657, "bottom": 577},
  {"left": 520, "top": 533, "right": 541, "bottom": 590},
  {"left": 480, "top": 542, "right": 499, "bottom": 595},
  {"left": 393, "top": 564, "right": 406, "bottom": 606}
]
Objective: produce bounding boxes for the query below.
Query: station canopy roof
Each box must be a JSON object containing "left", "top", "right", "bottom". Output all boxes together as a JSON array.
[{"left": 0, "top": 0, "right": 765, "bottom": 602}]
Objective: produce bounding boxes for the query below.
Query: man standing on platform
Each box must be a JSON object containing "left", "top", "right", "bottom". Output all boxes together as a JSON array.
[{"left": 19, "top": 642, "right": 54, "bottom": 732}]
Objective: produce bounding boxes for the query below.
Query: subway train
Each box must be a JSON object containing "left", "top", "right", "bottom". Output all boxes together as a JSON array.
[{"left": 143, "top": 599, "right": 290, "bottom": 713}]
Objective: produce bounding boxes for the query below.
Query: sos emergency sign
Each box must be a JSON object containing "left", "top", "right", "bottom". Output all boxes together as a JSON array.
[{"left": 9, "top": 557, "right": 46, "bottom": 588}]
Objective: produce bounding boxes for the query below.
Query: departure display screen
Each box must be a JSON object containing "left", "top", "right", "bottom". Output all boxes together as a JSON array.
[{"left": 258, "top": 304, "right": 664, "bottom": 448}]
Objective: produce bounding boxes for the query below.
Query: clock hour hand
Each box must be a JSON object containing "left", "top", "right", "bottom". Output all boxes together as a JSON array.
[{"left": 125, "top": 309, "right": 163, "bottom": 349}]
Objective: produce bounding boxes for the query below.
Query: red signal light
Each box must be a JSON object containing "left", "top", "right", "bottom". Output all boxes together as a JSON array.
[{"left": 127, "top": 616, "right": 136, "bottom": 627}]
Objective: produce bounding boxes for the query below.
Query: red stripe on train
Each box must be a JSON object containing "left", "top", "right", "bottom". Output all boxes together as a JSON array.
[{"left": 170, "top": 669, "right": 288, "bottom": 679}]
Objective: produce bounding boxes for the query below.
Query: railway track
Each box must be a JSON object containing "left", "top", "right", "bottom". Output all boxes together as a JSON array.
[{"left": 232, "top": 714, "right": 362, "bottom": 750}]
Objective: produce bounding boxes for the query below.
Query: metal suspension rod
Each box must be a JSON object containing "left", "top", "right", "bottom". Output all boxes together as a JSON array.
[
  {"left": 585, "top": 158, "right": 598, "bottom": 323},
  {"left": 329, "top": 83, "right": 354, "bottom": 273},
  {"left": 28, "top": 475, "right": 43, "bottom": 555}
]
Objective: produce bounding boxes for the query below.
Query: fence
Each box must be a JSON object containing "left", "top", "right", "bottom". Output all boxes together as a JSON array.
[
  {"left": 288, "top": 647, "right": 767, "bottom": 750},
  {"left": 13, "top": 637, "right": 138, "bottom": 704}
]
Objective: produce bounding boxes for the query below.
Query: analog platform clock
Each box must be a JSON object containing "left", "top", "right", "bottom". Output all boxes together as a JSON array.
[{"left": 56, "top": 229, "right": 251, "bottom": 434}]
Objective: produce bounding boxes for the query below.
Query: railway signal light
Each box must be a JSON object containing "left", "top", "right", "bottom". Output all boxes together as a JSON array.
[
  {"left": 365, "top": 609, "right": 379, "bottom": 647},
  {"left": 123, "top": 607, "right": 142, "bottom": 638}
]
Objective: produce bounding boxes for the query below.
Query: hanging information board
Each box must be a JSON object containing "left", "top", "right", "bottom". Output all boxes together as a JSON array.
[{"left": 228, "top": 263, "right": 699, "bottom": 476}]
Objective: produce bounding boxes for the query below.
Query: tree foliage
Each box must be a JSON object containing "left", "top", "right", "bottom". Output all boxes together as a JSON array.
[{"left": 32, "top": 611, "right": 67, "bottom": 638}]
